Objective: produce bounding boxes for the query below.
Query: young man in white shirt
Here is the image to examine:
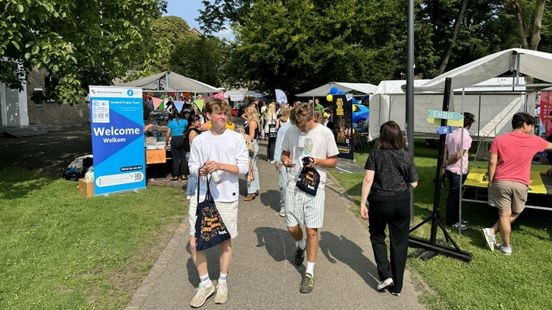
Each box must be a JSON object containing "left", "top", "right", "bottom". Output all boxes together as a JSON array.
[
  {"left": 281, "top": 102, "right": 339, "bottom": 293},
  {"left": 188, "top": 98, "right": 249, "bottom": 307}
]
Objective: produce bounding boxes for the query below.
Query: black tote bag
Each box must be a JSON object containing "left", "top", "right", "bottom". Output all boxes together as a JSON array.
[{"left": 194, "top": 175, "right": 231, "bottom": 251}]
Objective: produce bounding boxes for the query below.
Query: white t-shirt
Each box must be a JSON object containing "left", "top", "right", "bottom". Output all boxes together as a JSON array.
[
  {"left": 189, "top": 129, "right": 249, "bottom": 202},
  {"left": 282, "top": 124, "right": 339, "bottom": 189}
]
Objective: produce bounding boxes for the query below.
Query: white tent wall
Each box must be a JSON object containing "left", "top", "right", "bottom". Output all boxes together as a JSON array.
[{"left": 369, "top": 78, "right": 533, "bottom": 141}]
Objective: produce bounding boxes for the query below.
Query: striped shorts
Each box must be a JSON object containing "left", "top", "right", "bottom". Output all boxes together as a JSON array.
[{"left": 285, "top": 186, "right": 326, "bottom": 228}]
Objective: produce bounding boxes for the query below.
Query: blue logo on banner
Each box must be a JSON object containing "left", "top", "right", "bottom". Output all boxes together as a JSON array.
[{"left": 127, "top": 89, "right": 134, "bottom": 96}]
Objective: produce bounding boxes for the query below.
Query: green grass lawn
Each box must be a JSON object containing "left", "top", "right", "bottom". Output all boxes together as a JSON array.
[
  {"left": 0, "top": 165, "right": 187, "bottom": 309},
  {"left": 333, "top": 143, "right": 552, "bottom": 309}
]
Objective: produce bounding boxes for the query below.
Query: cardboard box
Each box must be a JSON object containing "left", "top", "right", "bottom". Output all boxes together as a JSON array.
[
  {"left": 78, "top": 178, "right": 94, "bottom": 198},
  {"left": 146, "top": 149, "right": 167, "bottom": 164}
]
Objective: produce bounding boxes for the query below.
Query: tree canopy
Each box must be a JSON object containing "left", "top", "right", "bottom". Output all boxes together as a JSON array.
[
  {"left": 1, "top": 0, "right": 167, "bottom": 103},
  {"left": 198, "top": 0, "right": 552, "bottom": 94}
]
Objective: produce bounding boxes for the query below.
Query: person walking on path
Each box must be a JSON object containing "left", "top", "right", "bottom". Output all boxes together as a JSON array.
[
  {"left": 166, "top": 108, "right": 189, "bottom": 181},
  {"left": 273, "top": 105, "right": 291, "bottom": 217},
  {"left": 444, "top": 112, "right": 475, "bottom": 230},
  {"left": 482, "top": 112, "right": 552, "bottom": 255},
  {"left": 281, "top": 102, "right": 339, "bottom": 293},
  {"left": 187, "top": 98, "right": 249, "bottom": 307},
  {"left": 244, "top": 103, "right": 261, "bottom": 201},
  {"left": 360, "top": 121, "right": 418, "bottom": 297},
  {"left": 185, "top": 114, "right": 202, "bottom": 199},
  {"left": 265, "top": 102, "right": 279, "bottom": 161}
]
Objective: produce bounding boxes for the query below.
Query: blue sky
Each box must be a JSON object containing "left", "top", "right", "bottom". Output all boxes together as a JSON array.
[{"left": 165, "top": 0, "right": 234, "bottom": 40}]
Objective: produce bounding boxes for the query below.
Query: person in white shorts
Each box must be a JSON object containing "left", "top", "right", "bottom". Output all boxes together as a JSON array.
[
  {"left": 187, "top": 98, "right": 249, "bottom": 307},
  {"left": 281, "top": 102, "right": 339, "bottom": 293}
]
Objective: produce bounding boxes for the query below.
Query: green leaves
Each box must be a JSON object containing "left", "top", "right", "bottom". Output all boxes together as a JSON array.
[{"left": 0, "top": 0, "right": 167, "bottom": 104}]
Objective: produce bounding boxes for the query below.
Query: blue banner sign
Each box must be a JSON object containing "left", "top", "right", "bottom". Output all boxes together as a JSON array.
[{"left": 89, "top": 86, "right": 145, "bottom": 196}]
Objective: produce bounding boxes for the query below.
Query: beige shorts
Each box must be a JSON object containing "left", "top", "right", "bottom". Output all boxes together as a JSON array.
[
  {"left": 188, "top": 197, "right": 239, "bottom": 238},
  {"left": 488, "top": 181, "right": 528, "bottom": 213}
]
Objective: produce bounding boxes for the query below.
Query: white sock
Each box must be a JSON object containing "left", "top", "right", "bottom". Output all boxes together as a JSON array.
[
  {"left": 296, "top": 239, "right": 306, "bottom": 250},
  {"left": 306, "top": 261, "right": 315, "bottom": 276},
  {"left": 199, "top": 273, "right": 212, "bottom": 287},
  {"left": 218, "top": 273, "right": 227, "bottom": 283}
]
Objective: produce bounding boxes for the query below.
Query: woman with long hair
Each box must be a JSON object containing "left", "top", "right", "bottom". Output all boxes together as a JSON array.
[
  {"left": 359, "top": 121, "right": 418, "bottom": 296},
  {"left": 265, "top": 102, "right": 279, "bottom": 161},
  {"left": 244, "top": 103, "right": 261, "bottom": 201}
]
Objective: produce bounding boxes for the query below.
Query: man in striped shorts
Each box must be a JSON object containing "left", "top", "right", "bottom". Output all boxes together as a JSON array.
[{"left": 281, "top": 102, "right": 339, "bottom": 293}]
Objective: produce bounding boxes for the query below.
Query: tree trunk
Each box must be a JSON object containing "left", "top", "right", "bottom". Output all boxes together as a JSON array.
[
  {"left": 437, "top": 0, "right": 469, "bottom": 75},
  {"left": 514, "top": 0, "right": 529, "bottom": 48},
  {"left": 529, "top": 0, "right": 546, "bottom": 50}
]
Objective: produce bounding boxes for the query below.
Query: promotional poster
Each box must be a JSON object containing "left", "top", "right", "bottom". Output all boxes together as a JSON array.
[
  {"left": 89, "top": 86, "right": 146, "bottom": 196},
  {"left": 332, "top": 94, "right": 354, "bottom": 160}
]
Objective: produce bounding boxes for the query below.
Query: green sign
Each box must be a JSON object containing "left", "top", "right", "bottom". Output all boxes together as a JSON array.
[{"left": 427, "top": 109, "right": 464, "bottom": 120}]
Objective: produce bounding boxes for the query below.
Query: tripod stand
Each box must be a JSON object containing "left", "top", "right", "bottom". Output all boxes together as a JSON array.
[{"left": 408, "top": 77, "right": 472, "bottom": 262}]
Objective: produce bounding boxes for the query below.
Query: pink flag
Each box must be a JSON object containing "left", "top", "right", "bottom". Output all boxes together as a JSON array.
[{"left": 152, "top": 97, "right": 163, "bottom": 110}]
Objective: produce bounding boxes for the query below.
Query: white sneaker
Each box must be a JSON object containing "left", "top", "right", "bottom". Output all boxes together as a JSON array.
[
  {"left": 377, "top": 277, "right": 394, "bottom": 291},
  {"left": 482, "top": 228, "right": 496, "bottom": 252},
  {"left": 215, "top": 281, "right": 228, "bottom": 304},
  {"left": 279, "top": 208, "right": 285, "bottom": 217},
  {"left": 496, "top": 244, "right": 512, "bottom": 255},
  {"left": 452, "top": 222, "right": 468, "bottom": 231},
  {"left": 190, "top": 284, "right": 215, "bottom": 308}
]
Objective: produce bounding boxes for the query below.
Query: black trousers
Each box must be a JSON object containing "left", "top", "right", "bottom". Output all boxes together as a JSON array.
[
  {"left": 170, "top": 136, "right": 188, "bottom": 177},
  {"left": 267, "top": 137, "right": 276, "bottom": 161},
  {"left": 445, "top": 170, "right": 467, "bottom": 226},
  {"left": 368, "top": 190, "right": 410, "bottom": 294}
]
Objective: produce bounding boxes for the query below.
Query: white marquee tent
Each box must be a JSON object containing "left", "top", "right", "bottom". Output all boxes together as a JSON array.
[
  {"left": 369, "top": 48, "right": 552, "bottom": 141},
  {"left": 121, "top": 71, "right": 221, "bottom": 93},
  {"left": 296, "top": 82, "right": 377, "bottom": 97},
  {"left": 369, "top": 77, "right": 530, "bottom": 141},
  {"left": 415, "top": 48, "right": 552, "bottom": 92}
]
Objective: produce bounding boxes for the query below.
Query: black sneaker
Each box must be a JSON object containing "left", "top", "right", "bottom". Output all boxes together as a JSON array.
[
  {"left": 294, "top": 246, "right": 305, "bottom": 266},
  {"left": 300, "top": 273, "right": 314, "bottom": 293}
]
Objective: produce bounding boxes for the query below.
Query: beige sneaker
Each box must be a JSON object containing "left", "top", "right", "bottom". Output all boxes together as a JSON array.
[
  {"left": 190, "top": 284, "right": 215, "bottom": 308},
  {"left": 214, "top": 281, "right": 228, "bottom": 304}
]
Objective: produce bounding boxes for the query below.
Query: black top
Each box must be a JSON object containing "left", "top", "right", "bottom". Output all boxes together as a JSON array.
[
  {"left": 245, "top": 120, "right": 259, "bottom": 139},
  {"left": 364, "top": 148, "right": 417, "bottom": 196}
]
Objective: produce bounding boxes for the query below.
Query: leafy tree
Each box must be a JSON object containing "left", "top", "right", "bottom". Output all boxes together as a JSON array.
[
  {"left": 0, "top": 0, "right": 167, "bottom": 104},
  {"left": 170, "top": 36, "right": 228, "bottom": 87},
  {"left": 143, "top": 16, "right": 195, "bottom": 73},
  {"left": 200, "top": 0, "right": 552, "bottom": 94}
]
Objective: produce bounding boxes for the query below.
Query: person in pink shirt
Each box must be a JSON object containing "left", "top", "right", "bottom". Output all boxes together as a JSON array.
[
  {"left": 444, "top": 112, "right": 475, "bottom": 230},
  {"left": 482, "top": 112, "right": 552, "bottom": 255}
]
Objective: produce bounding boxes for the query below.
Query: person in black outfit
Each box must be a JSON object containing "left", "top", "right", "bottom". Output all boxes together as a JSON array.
[
  {"left": 359, "top": 121, "right": 418, "bottom": 296},
  {"left": 166, "top": 108, "right": 189, "bottom": 181}
]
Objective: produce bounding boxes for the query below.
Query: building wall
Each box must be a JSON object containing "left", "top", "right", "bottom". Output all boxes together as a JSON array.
[{"left": 26, "top": 70, "right": 90, "bottom": 128}]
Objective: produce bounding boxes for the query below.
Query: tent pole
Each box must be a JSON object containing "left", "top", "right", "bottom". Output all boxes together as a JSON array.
[
  {"left": 406, "top": 0, "right": 415, "bottom": 223},
  {"left": 457, "top": 88, "right": 465, "bottom": 235}
]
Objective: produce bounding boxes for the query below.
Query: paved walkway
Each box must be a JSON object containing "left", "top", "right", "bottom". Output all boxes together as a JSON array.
[{"left": 127, "top": 142, "right": 426, "bottom": 310}]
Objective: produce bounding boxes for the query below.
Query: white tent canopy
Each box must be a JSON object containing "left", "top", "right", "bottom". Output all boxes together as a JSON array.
[
  {"left": 121, "top": 71, "right": 221, "bottom": 93},
  {"left": 415, "top": 48, "right": 552, "bottom": 92},
  {"left": 296, "top": 82, "right": 377, "bottom": 97},
  {"left": 369, "top": 77, "right": 532, "bottom": 141}
]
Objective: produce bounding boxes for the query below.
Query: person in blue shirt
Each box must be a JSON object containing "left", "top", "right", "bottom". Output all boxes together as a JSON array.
[{"left": 166, "top": 108, "right": 189, "bottom": 181}]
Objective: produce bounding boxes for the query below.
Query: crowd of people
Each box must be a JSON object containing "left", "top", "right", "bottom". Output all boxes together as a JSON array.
[{"left": 145, "top": 94, "right": 552, "bottom": 308}]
